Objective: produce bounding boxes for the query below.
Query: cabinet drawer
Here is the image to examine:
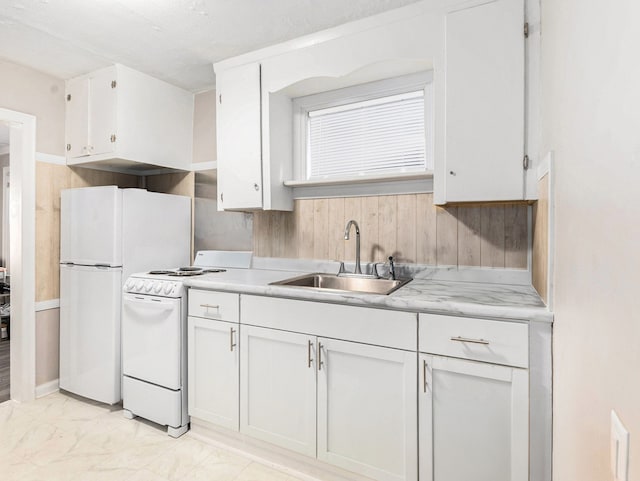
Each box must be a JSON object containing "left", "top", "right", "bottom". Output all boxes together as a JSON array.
[
  {"left": 188, "top": 289, "right": 239, "bottom": 322},
  {"left": 242, "top": 295, "right": 416, "bottom": 351},
  {"left": 419, "top": 313, "right": 528, "bottom": 368}
]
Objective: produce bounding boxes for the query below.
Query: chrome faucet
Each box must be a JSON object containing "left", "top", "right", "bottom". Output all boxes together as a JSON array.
[{"left": 343, "top": 220, "right": 362, "bottom": 275}]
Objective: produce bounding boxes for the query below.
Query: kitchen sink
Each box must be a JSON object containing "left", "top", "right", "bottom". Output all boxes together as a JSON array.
[{"left": 270, "top": 273, "right": 412, "bottom": 295}]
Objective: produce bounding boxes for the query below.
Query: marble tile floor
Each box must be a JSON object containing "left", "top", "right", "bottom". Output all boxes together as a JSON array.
[{"left": 0, "top": 391, "right": 312, "bottom": 481}]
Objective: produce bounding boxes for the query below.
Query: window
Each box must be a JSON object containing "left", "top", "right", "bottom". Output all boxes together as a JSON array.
[{"left": 292, "top": 71, "right": 433, "bottom": 187}]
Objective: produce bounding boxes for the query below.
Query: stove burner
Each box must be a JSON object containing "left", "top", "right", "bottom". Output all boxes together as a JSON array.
[
  {"left": 168, "top": 271, "right": 203, "bottom": 277},
  {"left": 146, "top": 268, "right": 227, "bottom": 277}
]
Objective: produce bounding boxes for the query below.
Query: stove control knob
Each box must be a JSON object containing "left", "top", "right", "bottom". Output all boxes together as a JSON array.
[
  {"left": 153, "top": 282, "right": 163, "bottom": 293},
  {"left": 144, "top": 281, "right": 153, "bottom": 292},
  {"left": 135, "top": 280, "right": 145, "bottom": 291},
  {"left": 164, "top": 283, "right": 174, "bottom": 295},
  {"left": 125, "top": 279, "right": 135, "bottom": 291}
]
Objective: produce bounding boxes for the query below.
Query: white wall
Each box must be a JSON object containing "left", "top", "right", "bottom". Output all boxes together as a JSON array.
[
  {"left": 540, "top": 1, "right": 640, "bottom": 480},
  {"left": 0, "top": 60, "right": 65, "bottom": 155},
  {"left": 1, "top": 60, "right": 66, "bottom": 390}
]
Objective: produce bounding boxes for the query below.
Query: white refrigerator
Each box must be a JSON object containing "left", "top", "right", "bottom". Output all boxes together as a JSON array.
[{"left": 59, "top": 186, "right": 191, "bottom": 404}]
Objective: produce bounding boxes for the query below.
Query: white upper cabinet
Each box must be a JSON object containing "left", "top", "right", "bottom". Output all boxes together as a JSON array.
[
  {"left": 214, "top": 0, "right": 534, "bottom": 207},
  {"left": 436, "top": 0, "right": 526, "bottom": 204},
  {"left": 215, "top": 62, "right": 294, "bottom": 211},
  {"left": 215, "top": 62, "right": 264, "bottom": 210},
  {"left": 65, "top": 64, "right": 194, "bottom": 173},
  {"left": 64, "top": 66, "right": 116, "bottom": 159}
]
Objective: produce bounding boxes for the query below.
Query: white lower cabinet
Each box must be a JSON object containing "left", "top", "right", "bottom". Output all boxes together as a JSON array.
[
  {"left": 318, "top": 338, "right": 417, "bottom": 481},
  {"left": 419, "top": 354, "right": 529, "bottom": 481},
  {"left": 187, "top": 316, "right": 239, "bottom": 430},
  {"left": 187, "top": 292, "right": 538, "bottom": 481},
  {"left": 238, "top": 325, "right": 417, "bottom": 481},
  {"left": 239, "top": 325, "right": 317, "bottom": 457}
]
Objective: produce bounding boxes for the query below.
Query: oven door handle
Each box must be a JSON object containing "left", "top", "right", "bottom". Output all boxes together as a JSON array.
[{"left": 123, "top": 297, "right": 177, "bottom": 315}]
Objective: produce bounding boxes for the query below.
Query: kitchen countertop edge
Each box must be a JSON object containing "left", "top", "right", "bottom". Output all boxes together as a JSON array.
[{"left": 184, "top": 271, "right": 553, "bottom": 324}]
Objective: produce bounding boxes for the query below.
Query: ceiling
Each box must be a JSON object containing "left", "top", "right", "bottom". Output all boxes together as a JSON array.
[{"left": 0, "top": 0, "right": 421, "bottom": 92}]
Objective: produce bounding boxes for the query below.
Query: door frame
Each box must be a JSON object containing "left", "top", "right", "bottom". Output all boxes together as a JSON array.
[
  {"left": 0, "top": 108, "right": 36, "bottom": 403},
  {"left": 3, "top": 166, "right": 10, "bottom": 274}
]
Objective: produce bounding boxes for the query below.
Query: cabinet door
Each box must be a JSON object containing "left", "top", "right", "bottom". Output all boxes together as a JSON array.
[
  {"left": 65, "top": 77, "right": 89, "bottom": 159},
  {"left": 317, "top": 338, "right": 417, "bottom": 481},
  {"left": 441, "top": 0, "right": 525, "bottom": 203},
  {"left": 240, "top": 325, "right": 316, "bottom": 456},
  {"left": 216, "top": 62, "right": 263, "bottom": 210},
  {"left": 88, "top": 67, "right": 117, "bottom": 156},
  {"left": 419, "top": 354, "right": 528, "bottom": 481},
  {"left": 187, "top": 316, "right": 239, "bottom": 430}
]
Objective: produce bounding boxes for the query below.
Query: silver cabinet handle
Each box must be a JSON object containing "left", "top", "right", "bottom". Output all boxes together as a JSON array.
[
  {"left": 423, "top": 360, "right": 428, "bottom": 393},
  {"left": 317, "top": 341, "right": 324, "bottom": 371},
  {"left": 307, "top": 340, "right": 313, "bottom": 368},
  {"left": 200, "top": 304, "right": 220, "bottom": 309},
  {"left": 450, "top": 336, "right": 490, "bottom": 345},
  {"left": 230, "top": 327, "right": 236, "bottom": 352}
]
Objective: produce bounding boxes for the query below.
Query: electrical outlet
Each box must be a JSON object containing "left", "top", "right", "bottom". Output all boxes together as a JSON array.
[{"left": 611, "top": 410, "right": 630, "bottom": 481}]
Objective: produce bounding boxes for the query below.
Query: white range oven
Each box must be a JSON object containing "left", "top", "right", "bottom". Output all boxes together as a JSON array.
[{"left": 121, "top": 250, "right": 252, "bottom": 438}]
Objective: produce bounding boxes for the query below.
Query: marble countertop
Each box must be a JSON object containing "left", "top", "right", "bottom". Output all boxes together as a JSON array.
[{"left": 184, "top": 267, "right": 553, "bottom": 323}]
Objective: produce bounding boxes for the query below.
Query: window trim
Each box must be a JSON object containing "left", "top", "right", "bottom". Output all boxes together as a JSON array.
[{"left": 292, "top": 71, "right": 434, "bottom": 186}]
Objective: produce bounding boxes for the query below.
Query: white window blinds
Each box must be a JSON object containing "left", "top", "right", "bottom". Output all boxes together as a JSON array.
[{"left": 307, "top": 90, "right": 427, "bottom": 179}]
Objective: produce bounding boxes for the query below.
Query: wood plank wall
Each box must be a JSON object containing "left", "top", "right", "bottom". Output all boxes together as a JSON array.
[
  {"left": 35, "top": 163, "right": 140, "bottom": 302},
  {"left": 145, "top": 172, "right": 195, "bottom": 198},
  {"left": 35, "top": 166, "right": 197, "bottom": 302},
  {"left": 253, "top": 194, "right": 529, "bottom": 269},
  {"left": 532, "top": 175, "right": 549, "bottom": 303}
]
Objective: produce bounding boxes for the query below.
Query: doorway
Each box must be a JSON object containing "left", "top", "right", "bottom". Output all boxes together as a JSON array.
[{"left": 0, "top": 108, "right": 36, "bottom": 403}]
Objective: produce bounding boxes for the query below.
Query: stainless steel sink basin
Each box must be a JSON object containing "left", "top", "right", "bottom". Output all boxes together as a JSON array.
[{"left": 270, "top": 273, "right": 412, "bottom": 295}]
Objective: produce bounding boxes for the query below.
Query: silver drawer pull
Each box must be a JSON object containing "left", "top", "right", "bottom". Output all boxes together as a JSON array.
[
  {"left": 200, "top": 303, "right": 220, "bottom": 309},
  {"left": 423, "top": 360, "right": 428, "bottom": 393},
  {"left": 230, "top": 327, "right": 237, "bottom": 352},
  {"left": 317, "top": 341, "right": 324, "bottom": 371},
  {"left": 450, "top": 336, "right": 490, "bottom": 345}
]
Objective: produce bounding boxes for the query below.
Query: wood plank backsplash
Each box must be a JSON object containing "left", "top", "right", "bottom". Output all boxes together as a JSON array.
[
  {"left": 532, "top": 176, "right": 549, "bottom": 303},
  {"left": 35, "top": 162, "right": 140, "bottom": 302},
  {"left": 253, "top": 194, "right": 529, "bottom": 269},
  {"left": 35, "top": 165, "right": 200, "bottom": 302}
]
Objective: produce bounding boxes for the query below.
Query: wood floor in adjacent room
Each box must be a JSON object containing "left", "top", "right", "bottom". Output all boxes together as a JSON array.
[{"left": 0, "top": 339, "right": 9, "bottom": 403}]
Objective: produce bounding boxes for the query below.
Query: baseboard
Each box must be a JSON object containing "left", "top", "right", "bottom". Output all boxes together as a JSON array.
[
  {"left": 35, "top": 299, "right": 60, "bottom": 312},
  {"left": 35, "top": 379, "right": 59, "bottom": 398},
  {"left": 189, "top": 418, "right": 370, "bottom": 481}
]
